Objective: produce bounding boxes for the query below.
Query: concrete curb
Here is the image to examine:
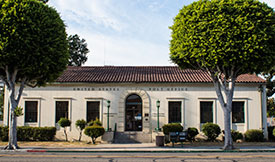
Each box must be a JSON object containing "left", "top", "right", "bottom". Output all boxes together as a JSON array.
[{"left": 25, "top": 149, "right": 275, "bottom": 153}]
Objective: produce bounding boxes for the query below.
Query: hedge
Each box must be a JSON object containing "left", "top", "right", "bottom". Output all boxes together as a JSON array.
[
  {"left": 162, "top": 123, "right": 183, "bottom": 135},
  {"left": 244, "top": 129, "right": 264, "bottom": 142},
  {"left": 0, "top": 126, "right": 56, "bottom": 141},
  {"left": 268, "top": 126, "right": 275, "bottom": 141}
]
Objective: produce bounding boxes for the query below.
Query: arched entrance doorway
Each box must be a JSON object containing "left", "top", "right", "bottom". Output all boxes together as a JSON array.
[{"left": 125, "top": 94, "right": 142, "bottom": 131}]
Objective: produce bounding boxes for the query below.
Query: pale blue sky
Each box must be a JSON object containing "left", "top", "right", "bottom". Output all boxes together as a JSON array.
[{"left": 48, "top": 0, "right": 275, "bottom": 66}]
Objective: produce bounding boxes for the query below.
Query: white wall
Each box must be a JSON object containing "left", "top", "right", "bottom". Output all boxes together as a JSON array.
[{"left": 3, "top": 83, "right": 263, "bottom": 141}]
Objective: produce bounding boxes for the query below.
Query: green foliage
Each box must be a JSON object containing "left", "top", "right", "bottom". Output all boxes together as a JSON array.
[
  {"left": 162, "top": 123, "right": 183, "bottom": 135},
  {"left": 76, "top": 119, "right": 87, "bottom": 130},
  {"left": 32, "top": 127, "right": 56, "bottom": 141},
  {"left": 268, "top": 126, "right": 275, "bottom": 141},
  {"left": 0, "top": 126, "right": 9, "bottom": 141},
  {"left": 231, "top": 130, "right": 243, "bottom": 142},
  {"left": 0, "top": 126, "right": 56, "bottom": 141},
  {"left": 88, "top": 118, "right": 102, "bottom": 126},
  {"left": 84, "top": 125, "right": 105, "bottom": 144},
  {"left": 17, "top": 126, "right": 33, "bottom": 141},
  {"left": 0, "top": 89, "right": 3, "bottom": 120},
  {"left": 202, "top": 123, "right": 221, "bottom": 141},
  {"left": 244, "top": 129, "right": 264, "bottom": 142},
  {"left": 38, "top": 0, "right": 49, "bottom": 3},
  {"left": 0, "top": 0, "right": 69, "bottom": 87},
  {"left": 170, "top": 0, "right": 275, "bottom": 77},
  {"left": 75, "top": 119, "right": 87, "bottom": 142},
  {"left": 267, "top": 98, "right": 275, "bottom": 117},
  {"left": 68, "top": 34, "right": 89, "bottom": 66},
  {"left": 58, "top": 118, "right": 71, "bottom": 128},
  {"left": 187, "top": 127, "right": 199, "bottom": 142},
  {"left": 273, "top": 127, "right": 275, "bottom": 139},
  {"left": 263, "top": 67, "right": 275, "bottom": 97},
  {"left": 14, "top": 106, "right": 23, "bottom": 117},
  {"left": 58, "top": 118, "right": 71, "bottom": 141}
]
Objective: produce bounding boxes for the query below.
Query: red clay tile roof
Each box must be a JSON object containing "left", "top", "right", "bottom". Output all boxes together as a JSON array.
[{"left": 56, "top": 66, "right": 265, "bottom": 83}]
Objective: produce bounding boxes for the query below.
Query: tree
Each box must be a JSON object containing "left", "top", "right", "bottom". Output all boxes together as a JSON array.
[
  {"left": 0, "top": 88, "right": 4, "bottom": 121},
  {"left": 267, "top": 98, "right": 275, "bottom": 117},
  {"left": 68, "top": 34, "right": 89, "bottom": 66},
  {"left": 263, "top": 67, "right": 275, "bottom": 97},
  {"left": 38, "top": 0, "right": 49, "bottom": 3},
  {"left": 75, "top": 119, "right": 87, "bottom": 141},
  {"left": 0, "top": 0, "right": 68, "bottom": 149},
  {"left": 58, "top": 118, "right": 71, "bottom": 141},
  {"left": 170, "top": 0, "right": 275, "bottom": 150}
]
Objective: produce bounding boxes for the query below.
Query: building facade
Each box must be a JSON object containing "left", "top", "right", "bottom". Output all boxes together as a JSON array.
[{"left": 3, "top": 66, "right": 267, "bottom": 142}]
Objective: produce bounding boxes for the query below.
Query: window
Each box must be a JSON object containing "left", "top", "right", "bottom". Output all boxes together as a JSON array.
[
  {"left": 87, "top": 101, "right": 100, "bottom": 123},
  {"left": 25, "top": 101, "right": 38, "bottom": 123},
  {"left": 55, "top": 101, "right": 68, "bottom": 123},
  {"left": 232, "top": 101, "right": 245, "bottom": 123},
  {"left": 168, "top": 101, "right": 181, "bottom": 123},
  {"left": 200, "top": 101, "right": 213, "bottom": 123}
]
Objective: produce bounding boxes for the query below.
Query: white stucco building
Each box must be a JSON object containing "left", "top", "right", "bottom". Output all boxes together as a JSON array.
[{"left": 3, "top": 66, "right": 268, "bottom": 142}]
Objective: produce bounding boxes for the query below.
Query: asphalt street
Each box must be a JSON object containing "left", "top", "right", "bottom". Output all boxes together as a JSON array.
[{"left": 0, "top": 152, "right": 275, "bottom": 162}]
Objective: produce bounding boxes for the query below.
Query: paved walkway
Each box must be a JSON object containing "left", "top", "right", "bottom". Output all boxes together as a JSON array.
[{"left": 9, "top": 143, "right": 275, "bottom": 153}]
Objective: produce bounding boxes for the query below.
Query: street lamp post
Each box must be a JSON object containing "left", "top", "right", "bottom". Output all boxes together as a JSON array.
[
  {"left": 106, "top": 100, "right": 111, "bottom": 131},
  {"left": 155, "top": 100, "right": 161, "bottom": 131}
]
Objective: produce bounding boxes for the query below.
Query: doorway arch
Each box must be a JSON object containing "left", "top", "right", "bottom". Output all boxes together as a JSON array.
[{"left": 125, "top": 94, "right": 142, "bottom": 131}]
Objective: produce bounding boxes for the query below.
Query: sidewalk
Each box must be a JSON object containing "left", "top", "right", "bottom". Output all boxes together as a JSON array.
[{"left": 11, "top": 143, "right": 275, "bottom": 153}]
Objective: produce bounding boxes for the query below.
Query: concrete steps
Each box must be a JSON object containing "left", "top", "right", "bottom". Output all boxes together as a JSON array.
[{"left": 113, "top": 132, "right": 152, "bottom": 143}]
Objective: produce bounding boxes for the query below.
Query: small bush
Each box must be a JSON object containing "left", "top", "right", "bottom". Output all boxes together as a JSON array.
[
  {"left": 202, "top": 123, "right": 221, "bottom": 141},
  {"left": 84, "top": 125, "right": 105, "bottom": 144},
  {"left": 88, "top": 118, "right": 102, "bottom": 126},
  {"left": 268, "top": 126, "right": 275, "bottom": 141},
  {"left": 58, "top": 118, "right": 71, "bottom": 127},
  {"left": 0, "top": 126, "right": 9, "bottom": 141},
  {"left": 273, "top": 128, "right": 275, "bottom": 138},
  {"left": 162, "top": 123, "right": 183, "bottom": 135},
  {"left": 58, "top": 118, "right": 71, "bottom": 141},
  {"left": 231, "top": 130, "right": 243, "bottom": 142},
  {"left": 75, "top": 119, "right": 87, "bottom": 141},
  {"left": 244, "top": 129, "right": 264, "bottom": 142},
  {"left": 187, "top": 127, "right": 199, "bottom": 142}
]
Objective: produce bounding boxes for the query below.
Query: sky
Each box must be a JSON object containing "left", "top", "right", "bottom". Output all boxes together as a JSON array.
[{"left": 48, "top": 0, "right": 275, "bottom": 66}]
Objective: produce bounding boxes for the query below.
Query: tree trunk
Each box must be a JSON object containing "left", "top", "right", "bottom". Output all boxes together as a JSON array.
[
  {"left": 79, "top": 131, "right": 82, "bottom": 141},
  {"left": 5, "top": 91, "right": 19, "bottom": 149},
  {"left": 212, "top": 73, "right": 236, "bottom": 150},
  {"left": 223, "top": 108, "right": 233, "bottom": 150},
  {"left": 92, "top": 137, "right": 96, "bottom": 144},
  {"left": 64, "top": 128, "right": 68, "bottom": 141}
]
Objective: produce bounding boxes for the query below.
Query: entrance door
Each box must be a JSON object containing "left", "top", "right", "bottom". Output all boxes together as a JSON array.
[{"left": 125, "top": 94, "right": 142, "bottom": 131}]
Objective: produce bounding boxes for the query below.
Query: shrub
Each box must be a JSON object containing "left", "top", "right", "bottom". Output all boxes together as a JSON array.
[
  {"left": 268, "top": 126, "right": 275, "bottom": 141},
  {"left": 273, "top": 128, "right": 275, "bottom": 139},
  {"left": 75, "top": 119, "right": 87, "bottom": 141},
  {"left": 17, "top": 126, "right": 33, "bottom": 141},
  {"left": 187, "top": 127, "right": 199, "bottom": 142},
  {"left": 244, "top": 129, "right": 264, "bottom": 142},
  {"left": 162, "top": 123, "right": 183, "bottom": 135},
  {"left": 84, "top": 125, "right": 105, "bottom": 144},
  {"left": 87, "top": 118, "right": 102, "bottom": 126},
  {"left": 32, "top": 127, "right": 56, "bottom": 141},
  {"left": 58, "top": 118, "right": 71, "bottom": 141},
  {"left": 0, "top": 126, "right": 9, "bottom": 141},
  {"left": 0, "top": 126, "right": 56, "bottom": 141},
  {"left": 231, "top": 130, "right": 243, "bottom": 142},
  {"left": 202, "top": 123, "right": 221, "bottom": 141}
]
